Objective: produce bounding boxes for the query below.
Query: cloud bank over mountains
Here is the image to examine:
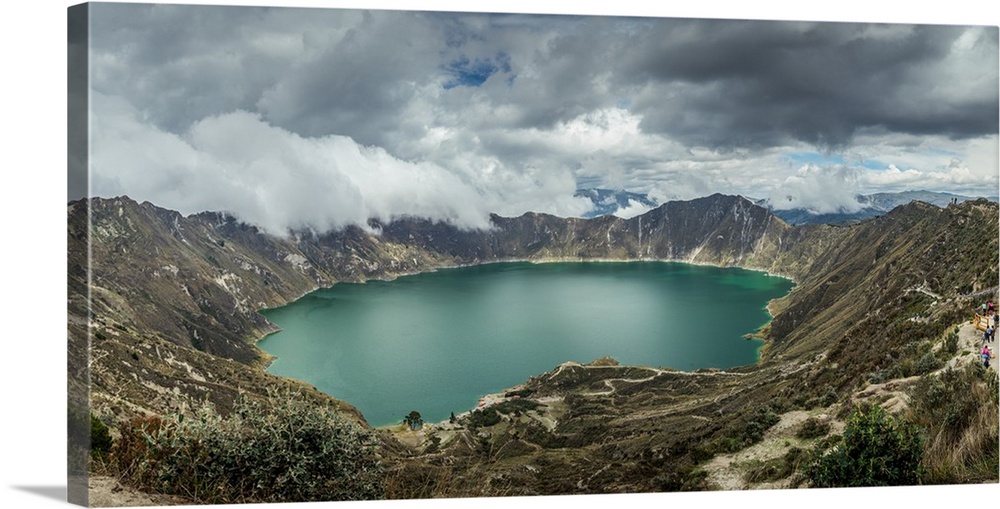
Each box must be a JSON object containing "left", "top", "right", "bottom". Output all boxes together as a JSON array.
[
  {"left": 82, "top": 3, "right": 999, "bottom": 234},
  {"left": 91, "top": 93, "right": 590, "bottom": 233}
]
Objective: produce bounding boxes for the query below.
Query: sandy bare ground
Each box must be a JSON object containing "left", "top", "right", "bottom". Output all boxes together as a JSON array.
[
  {"left": 87, "top": 476, "right": 190, "bottom": 507},
  {"left": 702, "top": 409, "right": 844, "bottom": 490}
]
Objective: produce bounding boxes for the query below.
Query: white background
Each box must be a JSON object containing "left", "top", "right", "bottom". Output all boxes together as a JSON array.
[{"left": 1, "top": 1, "right": 997, "bottom": 508}]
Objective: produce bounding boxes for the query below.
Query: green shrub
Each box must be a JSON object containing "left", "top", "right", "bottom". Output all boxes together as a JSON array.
[
  {"left": 90, "top": 414, "right": 113, "bottom": 459},
  {"left": 795, "top": 417, "right": 831, "bottom": 440},
  {"left": 944, "top": 332, "right": 959, "bottom": 355},
  {"left": 803, "top": 403, "right": 923, "bottom": 487},
  {"left": 803, "top": 386, "right": 840, "bottom": 409},
  {"left": 108, "top": 389, "right": 384, "bottom": 504},
  {"left": 818, "top": 387, "right": 839, "bottom": 407},
  {"left": 463, "top": 398, "right": 541, "bottom": 430},
  {"left": 867, "top": 368, "right": 895, "bottom": 385},
  {"left": 745, "top": 447, "right": 809, "bottom": 483},
  {"left": 696, "top": 405, "right": 781, "bottom": 457},
  {"left": 493, "top": 398, "right": 541, "bottom": 415},
  {"left": 464, "top": 407, "right": 502, "bottom": 429},
  {"left": 908, "top": 367, "right": 981, "bottom": 433},
  {"left": 739, "top": 405, "right": 780, "bottom": 447},
  {"left": 914, "top": 351, "right": 943, "bottom": 376}
]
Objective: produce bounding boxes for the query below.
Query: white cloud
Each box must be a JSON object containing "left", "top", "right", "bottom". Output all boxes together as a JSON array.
[
  {"left": 84, "top": 6, "right": 998, "bottom": 228},
  {"left": 765, "top": 165, "right": 863, "bottom": 213},
  {"left": 612, "top": 199, "right": 657, "bottom": 219},
  {"left": 861, "top": 162, "right": 987, "bottom": 195},
  {"left": 90, "top": 92, "right": 594, "bottom": 234}
]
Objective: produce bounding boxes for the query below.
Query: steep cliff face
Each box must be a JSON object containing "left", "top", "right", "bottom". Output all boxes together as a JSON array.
[{"left": 378, "top": 194, "right": 790, "bottom": 266}]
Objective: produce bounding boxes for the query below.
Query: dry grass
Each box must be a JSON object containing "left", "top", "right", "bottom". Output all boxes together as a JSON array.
[
  {"left": 383, "top": 461, "right": 514, "bottom": 500},
  {"left": 906, "top": 365, "right": 999, "bottom": 484}
]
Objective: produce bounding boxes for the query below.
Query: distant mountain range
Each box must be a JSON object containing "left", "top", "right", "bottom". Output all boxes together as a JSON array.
[
  {"left": 574, "top": 188, "right": 658, "bottom": 218},
  {"left": 759, "top": 190, "right": 1000, "bottom": 225},
  {"left": 578, "top": 187, "right": 999, "bottom": 225}
]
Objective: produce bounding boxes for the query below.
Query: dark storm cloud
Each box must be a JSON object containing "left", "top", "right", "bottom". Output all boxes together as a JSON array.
[
  {"left": 88, "top": 6, "right": 997, "bottom": 151},
  {"left": 90, "top": 3, "right": 272, "bottom": 131},
  {"left": 89, "top": 3, "right": 377, "bottom": 134},
  {"left": 255, "top": 11, "right": 609, "bottom": 147},
  {"left": 255, "top": 10, "right": 451, "bottom": 145},
  {"left": 86, "top": 3, "right": 998, "bottom": 233},
  {"left": 618, "top": 19, "right": 999, "bottom": 149}
]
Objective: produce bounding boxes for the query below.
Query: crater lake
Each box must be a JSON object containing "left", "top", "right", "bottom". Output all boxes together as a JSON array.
[{"left": 259, "top": 261, "right": 794, "bottom": 427}]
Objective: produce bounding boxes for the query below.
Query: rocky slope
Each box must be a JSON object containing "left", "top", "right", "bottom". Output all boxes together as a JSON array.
[{"left": 68, "top": 193, "right": 999, "bottom": 497}]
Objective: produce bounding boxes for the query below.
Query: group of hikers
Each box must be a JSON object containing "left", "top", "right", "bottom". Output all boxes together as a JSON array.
[{"left": 978, "top": 301, "right": 996, "bottom": 368}]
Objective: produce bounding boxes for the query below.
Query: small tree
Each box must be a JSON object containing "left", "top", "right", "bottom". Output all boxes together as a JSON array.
[
  {"left": 404, "top": 410, "right": 423, "bottom": 431},
  {"left": 804, "top": 403, "right": 924, "bottom": 487}
]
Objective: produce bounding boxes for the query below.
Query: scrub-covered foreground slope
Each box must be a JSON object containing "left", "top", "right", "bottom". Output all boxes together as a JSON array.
[{"left": 68, "top": 194, "right": 998, "bottom": 498}]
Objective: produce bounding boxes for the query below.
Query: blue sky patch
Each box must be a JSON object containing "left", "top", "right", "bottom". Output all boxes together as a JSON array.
[
  {"left": 787, "top": 152, "right": 846, "bottom": 166},
  {"left": 443, "top": 52, "right": 512, "bottom": 89},
  {"left": 860, "top": 159, "right": 887, "bottom": 170}
]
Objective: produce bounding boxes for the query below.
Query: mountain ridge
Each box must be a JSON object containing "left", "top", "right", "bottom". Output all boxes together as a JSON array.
[
  {"left": 69, "top": 192, "right": 999, "bottom": 496},
  {"left": 576, "top": 186, "right": 998, "bottom": 225}
]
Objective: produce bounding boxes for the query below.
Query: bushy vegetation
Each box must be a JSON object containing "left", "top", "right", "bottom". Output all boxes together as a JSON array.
[
  {"left": 906, "top": 365, "right": 999, "bottom": 484},
  {"left": 465, "top": 408, "right": 503, "bottom": 429},
  {"left": 795, "top": 417, "right": 831, "bottom": 440},
  {"left": 944, "top": 330, "right": 960, "bottom": 355},
  {"left": 805, "top": 387, "right": 840, "bottom": 408},
  {"left": 106, "top": 389, "right": 385, "bottom": 504},
  {"left": 90, "top": 414, "right": 113, "bottom": 460},
  {"left": 745, "top": 447, "right": 809, "bottom": 484},
  {"left": 691, "top": 404, "right": 782, "bottom": 460},
  {"left": 867, "top": 338, "right": 949, "bottom": 384},
  {"left": 463, "top": 398, "right": 542, "bottom": 430},
  {"left": 803, "top": 403, "right": 923, "bottom": 487},
  {"left": 739, "top": 405, "right": 781, "bottom": 447}
]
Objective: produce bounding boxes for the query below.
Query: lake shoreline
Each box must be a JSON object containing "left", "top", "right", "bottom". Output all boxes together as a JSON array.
[{"left": 255, "top": 259, "right": 794, "bottom": 427}]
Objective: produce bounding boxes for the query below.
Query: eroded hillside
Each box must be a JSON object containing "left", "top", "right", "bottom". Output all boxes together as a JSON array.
[{"left": 68, "top": 194, "right": 999, "bottom": 498}]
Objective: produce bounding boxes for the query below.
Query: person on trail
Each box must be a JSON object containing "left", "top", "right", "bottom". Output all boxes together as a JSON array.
[
  {"left": 983, "top": 346, "right": 993, "bottom": 368},
  {"left": 985, "top": 327, "right": 993, "bottom": 347}
]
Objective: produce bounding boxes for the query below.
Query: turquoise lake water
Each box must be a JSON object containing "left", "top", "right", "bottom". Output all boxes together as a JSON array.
[{"left": 259, "top": 261, "right": 794, "bottom": 426}]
